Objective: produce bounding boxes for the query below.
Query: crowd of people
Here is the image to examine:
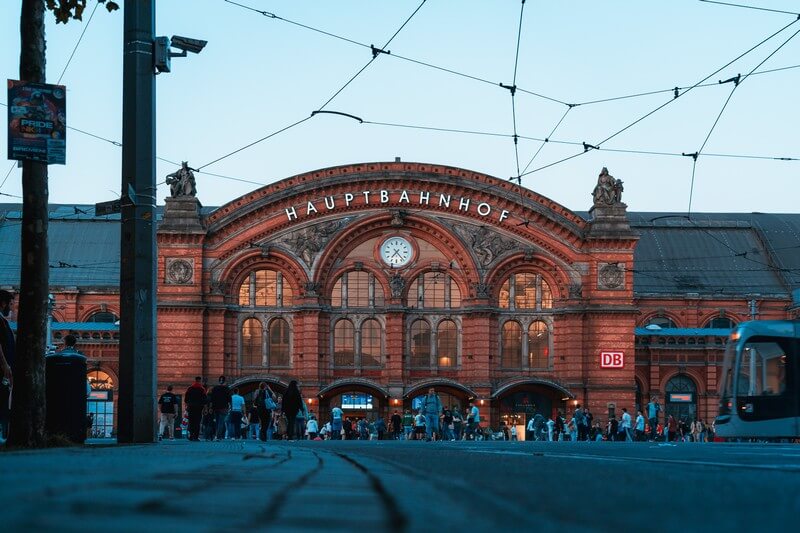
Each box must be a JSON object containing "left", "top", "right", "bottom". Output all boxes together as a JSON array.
[{"left": 162, "top": 381, "right": 714, "bottom": 444}]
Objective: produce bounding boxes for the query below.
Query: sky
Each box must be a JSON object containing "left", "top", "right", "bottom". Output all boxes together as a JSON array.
[{"left": 1, "top": 0, "right": 799, "bottom": 214}]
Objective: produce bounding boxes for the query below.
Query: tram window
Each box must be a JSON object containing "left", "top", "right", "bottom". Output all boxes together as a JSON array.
[{"left": 739, "top": 341, "right": 787, "bottom": 397}]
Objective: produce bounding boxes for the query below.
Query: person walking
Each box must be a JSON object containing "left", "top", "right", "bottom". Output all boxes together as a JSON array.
[
  {"left": 466, "top": 401, "right": 480, "bottom": 440},
  {"left": 646, "top": 396, "right": 661, "bottom": 441},
  {"left": 452, "top": 408, "right": 463, "bottom": 441},
  {"left": 184, "top": 376, "right": 207, "bottom": 441},
  {"left": 307, "top": 415, "right": 319, "bottom": 440},
  {"left": 229, "top": 387, "right": 246, "bottom": 440},
  {"left": 0, "top": 290, "right": 16, "bottom": 441},
  {"left": 157, "top": 384, "right": 179, "bottom": 441},
  {"left": 402, "top": 409, "right": 414, "bottom": 440},
  {"left": 331, "top": 405, "right": 344, "bottom": 440},
  {"left": 282, "top": 380, "right": 303, "bottom": 440},
  {"left": 635, "top": 410, "right": 645, "bottom": 442},
  {"left": 390, "top": 410, "right": 402, "bottom": 440},
  {"left": 620, "top": 408, "right": 633, "bottom": 442},
  {"left": 254, "top": 382, "right": 276, "bottom": 441},
  {"left": 209, "top": 375, "right": 231, "bottom": 440},
  {"left": 666, "top": 414, "right": 677, "bottom": 442},
  {"left": 421, "top": 387, "right": 443, "bottom": 441}
]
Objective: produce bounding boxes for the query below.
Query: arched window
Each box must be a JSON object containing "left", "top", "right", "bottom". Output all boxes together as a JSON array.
[
  {"left": 268, "top": 318, "right": 290, "bottom": 367},
  {"left": 331, "top": 271, "right": 385, "bottom": 308},
  {"left": 437, "top": 320, "right": 457, "bottom": 368},
  {"left": 87, "top": 370, "right": 114, "bottom": 438},
  {"left": 528, "top": 321, "right": 549, "bottom": 368},
  {"left": 501, "top": 321, "right": 522, "bottom": 368},
  {"left": 408, "top": 272, "right": 461, "bottom": 309},
  {"left": 87, "top": 311, "right": 117, "bottom": 323},
  {"left": 665, "top": 374, "right": 697, "bottom": 423},
  {"left": 705, "top": 317, "right": 734, "bottom": 329},
  {"left": 361, "top": 319, "right": 381, "bottom": 367},
  {"left": 410, "top": 320, "right": 431, "bottom": 368},
  {"left": 334, "top": 319, "right": 355, "bottom": 367},
  {"left": 241, "top": 318, "right": 263, "bottom": 366},
  {"left": 238, "top": 269, "right": 293, "bottom": 307},
  {"left": 499, "top": 273, "right": 553, "bottom": 310},
  {"left": 646, "top": 316, "right": 678, "bottom": 329}
]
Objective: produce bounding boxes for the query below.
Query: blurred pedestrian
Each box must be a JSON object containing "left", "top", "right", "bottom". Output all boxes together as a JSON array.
[
  {"left": 209, "top": 375, "right": 231, "bottom": 440},
  {"left": 0, "top": 290, "right": 16, "bottom": 441},
  {"left": 421, "top": 388, "right": 443, "bottom": 441},
  {"left": 157, "top": 384, "right": 178, "bottom": 441},
  {"left": 307, "top": 415, "right": 319, "bottom": 440},
  {"left": 254, "top": 382, "right": 276, "bottom": 441},
  {"left": 184, "top": 376, "right": 207, "bottom": 441},
  {"left": 635, "top": 409, "right": 645, "bottom": 441},
  {"left": 620, "top": 408, "right": 633, "bottom": 442},
  {"left": 282, "top": 380, "right": 303, "bottom": 440},
  {"left": 229, "top": 387, "right": 245, "bottom": 440},
  {"left": 647, "top": 396, "right": 661, "bottom": 441},
  {"left": 331, "top": 405, "right": 343, "bottom": 440},
  {"left": 390, "top": 410, "right": 402, "bottom": 440},
  {"left": 402, "top": 409, "right": 413, "bottom": 440}
]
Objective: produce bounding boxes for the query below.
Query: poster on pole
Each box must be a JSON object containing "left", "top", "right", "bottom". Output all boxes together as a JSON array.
[{"left": 7, "top": 79, "right": 66, "bottom": 165}]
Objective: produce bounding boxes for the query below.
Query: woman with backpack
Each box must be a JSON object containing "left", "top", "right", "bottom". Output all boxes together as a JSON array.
[{"left": 254, "top": 382, "right": 277, "bottom": 441}]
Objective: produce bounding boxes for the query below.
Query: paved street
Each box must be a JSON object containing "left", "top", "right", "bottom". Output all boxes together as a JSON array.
[{"left": 2, "top": 440, "right": 799, "bottom": 532}]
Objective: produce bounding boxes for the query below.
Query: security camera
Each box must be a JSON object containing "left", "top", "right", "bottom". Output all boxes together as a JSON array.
[
  {"left": 155, "top": 35, "right": 207, "bottom": 73},
  {"left": 170, "top": 35, "right": 207, "bottom": 54}
]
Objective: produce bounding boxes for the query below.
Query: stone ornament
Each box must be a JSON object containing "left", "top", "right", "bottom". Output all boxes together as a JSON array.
[
  {"left": 598, "top": 263, "right": 624, "bottom": 290},
  {"left": 591, "top": 167, "right": 624, "bottom": 207},
  {"left": 389, "top": 274, "right": 406, "bottom": 298},
  {"left": 165, "top": 161, "right": 197, "bottom": 198},
  {"left": 166, "top": 258, "right": 194, "bottom": 285},
  {"left": 277, "top": 218, "right": 353, "bottom": 267},
  {"left": 452, "top": 223, "right": 518, "bottom": 268}
]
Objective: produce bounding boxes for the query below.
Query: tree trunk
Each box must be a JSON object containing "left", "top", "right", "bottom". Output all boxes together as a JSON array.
[{"left": 9, "top": 0, "right": 49, "bottom": 448}]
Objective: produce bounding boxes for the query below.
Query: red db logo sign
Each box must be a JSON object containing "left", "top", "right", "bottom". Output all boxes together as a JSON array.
[{"left": 600, "top": 351, "right": 624, "bottom": 368}]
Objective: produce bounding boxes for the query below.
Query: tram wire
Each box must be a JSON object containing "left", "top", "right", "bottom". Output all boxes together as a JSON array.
[
  {"left": 686, "top": 23, "right": 800, "bottom": 215},
  {"left": 55, "top": 0, "right": 100, "bottom": 85},
  {"left": 197, "top": 0, "right": 429, "bottom": 172}
]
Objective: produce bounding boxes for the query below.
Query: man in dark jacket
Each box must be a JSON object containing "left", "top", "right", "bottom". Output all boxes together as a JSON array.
[
  {"left": 210, "top": 375, "right": 231, "bottom": 440},
  {"left": 184, "top": 376, "right": 207, "bottom": 441}
]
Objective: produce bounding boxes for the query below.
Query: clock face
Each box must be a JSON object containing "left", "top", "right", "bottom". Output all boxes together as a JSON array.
[{"left": 380, "top": 236, "right": 414, "bottom": 267}]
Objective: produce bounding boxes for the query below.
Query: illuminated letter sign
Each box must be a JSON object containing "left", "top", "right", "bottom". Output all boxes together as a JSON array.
[{"left": 600, "top": 351, "right": 624, "bottom": 368}]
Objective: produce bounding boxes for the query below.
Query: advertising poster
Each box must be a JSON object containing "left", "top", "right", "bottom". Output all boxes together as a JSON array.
[{"left": 7, "top": 79, "right": 66, "bottom": 164}]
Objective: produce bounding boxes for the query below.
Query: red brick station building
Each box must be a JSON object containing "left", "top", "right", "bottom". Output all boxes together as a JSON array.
[{"left": 2, "top": 161, "right": 799, "bottom": 437}]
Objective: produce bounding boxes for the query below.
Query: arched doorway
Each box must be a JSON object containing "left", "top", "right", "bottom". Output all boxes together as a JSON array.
[
  {"left": 492, "top": 380, "right": 573, "bottom": 440},
  {"left": 318, "top": 379, "right": 390, "bottom": 428},
  {"left": 665, "top": 374, "right": 697, "bottom": 423},
  {"left": 229, "top": 375, "right": 288, "bottom": 408},
  {"left": 87, "top": 369, "right": 115, "bottom": 438},
  {"left": 403, "top": 380, "right": 476, "bottom": 420}
]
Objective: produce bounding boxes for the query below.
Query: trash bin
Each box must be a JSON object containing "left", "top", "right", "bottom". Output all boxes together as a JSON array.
[{"left": 46, "top": 350, "right": 87, "bottom": 444}]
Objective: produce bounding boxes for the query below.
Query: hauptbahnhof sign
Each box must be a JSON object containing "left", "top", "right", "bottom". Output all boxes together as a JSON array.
[{"left": 285, "top": 188, "right": 510, "bottom": 224}]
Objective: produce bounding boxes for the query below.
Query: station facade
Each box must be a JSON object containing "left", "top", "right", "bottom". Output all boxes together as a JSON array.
[{"left": 3, "top": 161, "right": 799, "bottom": 435}]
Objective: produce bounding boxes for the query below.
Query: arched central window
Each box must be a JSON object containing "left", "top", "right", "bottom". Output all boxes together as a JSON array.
[
  {"left": 269, "top": 318, "right": 290, "bottom": 367},
  {"left": 501, "top": 321, "right": 522, "bottom": 368},
  {"left": 361, "top": 319, "right": 381, "bottom": 368},
  {"left": 499, "top": 273, "right": 552, "bottom": 310},
  {"left": 331, "top": 271, "right": 385, "bottom": 308},
  {"left": 334, "top": 319, "right": 355, "bottom": 367},
  {"left": 437, "top": 320, "right": 457, "bottom": 368},
  {"left": 528, "top": 321, "right": 549, "bottom": 368},
  {"left": 239, "top": 269, "right": 294, "bottom": 307},
  {"left": 242, "top": 318, "right": 263, "bottom": 366},
  {"left": 408, "top": 272, "right": 461, "bottom": 309},
  {"left": 410, "top": 320, "right": 431, "bottom": 368}
]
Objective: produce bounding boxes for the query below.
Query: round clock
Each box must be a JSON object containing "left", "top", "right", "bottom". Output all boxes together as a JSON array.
[{"left": 380, "top": 236, "right": 414, "bottom": 267}]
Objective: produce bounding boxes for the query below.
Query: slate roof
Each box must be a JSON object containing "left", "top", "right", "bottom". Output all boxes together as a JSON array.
[{"left": 1, "top": 204, "right": 798, "bottom": 299}]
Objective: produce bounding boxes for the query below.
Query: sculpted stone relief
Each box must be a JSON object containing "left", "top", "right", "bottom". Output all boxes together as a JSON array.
[
  {"left": 450, "top": 222, "right": 520, "bottom": 269},
  {"left": 273, "top": 217, "right": 355, "bottom": 267}
]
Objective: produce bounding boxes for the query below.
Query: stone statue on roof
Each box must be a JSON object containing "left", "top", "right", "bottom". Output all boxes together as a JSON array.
[
  {"left": 166, "top": 161, "right": 197, "bottom": 198},
  {"left": 592, "top": 167, "right": 623, "bottom": 207}
]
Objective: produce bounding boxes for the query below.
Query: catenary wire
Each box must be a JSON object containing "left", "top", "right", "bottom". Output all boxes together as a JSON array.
[
  {"left": 519, "top": 16, "right": 800, "bottom": 178},
  {"left": 56, "top": 0, "right": 100, "bottom": 85},
  {"left": 200, "top": 1, "right": 428, "bottom": 171},
  {"left": 698, "top": 0, "right": 800, "bottom": 17},
  {"left": 687, "top": 24, "right": 800, "bottom": 214}
]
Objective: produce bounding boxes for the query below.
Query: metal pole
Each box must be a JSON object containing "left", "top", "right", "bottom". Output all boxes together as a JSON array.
[{"left": 117, "top": 1, "right": 156, "bottom": 443}]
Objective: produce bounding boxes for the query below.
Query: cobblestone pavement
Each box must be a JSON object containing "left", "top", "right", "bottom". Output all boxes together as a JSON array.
[{"left": 2, "top": 439, "right": 798, "bottom": 532}]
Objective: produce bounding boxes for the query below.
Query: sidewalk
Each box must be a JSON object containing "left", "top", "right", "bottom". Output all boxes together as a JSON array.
[{"left": 0, "top": 440, "right": 487, "bottom": 532}]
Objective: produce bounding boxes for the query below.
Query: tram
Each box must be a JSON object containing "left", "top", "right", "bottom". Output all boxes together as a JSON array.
[{"left": 715, "top": 314, "right": 800, "bottom": 440}]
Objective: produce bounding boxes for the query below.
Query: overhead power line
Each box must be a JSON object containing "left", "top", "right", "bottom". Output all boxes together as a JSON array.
[
  {"left": 56, "top": 0, "right": 100, "bottom": 85},
  {"left": 698, "top": 0, "right": 800, "bottom": 17},
  {"left": 201, "top": 0, "right": 429, "bottom": 171}
]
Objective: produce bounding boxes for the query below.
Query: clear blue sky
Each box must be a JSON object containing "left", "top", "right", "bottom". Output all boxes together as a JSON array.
[{"left": 2, "top": 0, "right": 799, "bottom": 213}]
